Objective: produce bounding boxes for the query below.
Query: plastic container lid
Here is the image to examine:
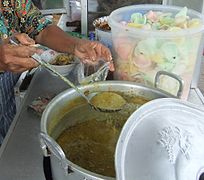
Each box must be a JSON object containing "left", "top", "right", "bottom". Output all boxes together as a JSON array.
[{"left": 115, "top": 98, "right": 204, "bottom": 180}]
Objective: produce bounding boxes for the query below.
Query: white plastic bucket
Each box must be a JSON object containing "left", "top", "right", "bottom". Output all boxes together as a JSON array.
[
  {"left": 93, "top": 16, "right": 113, "bottom": 51},
  {"left": 108, "top": 5, "right": 204, "bottom": 99}
]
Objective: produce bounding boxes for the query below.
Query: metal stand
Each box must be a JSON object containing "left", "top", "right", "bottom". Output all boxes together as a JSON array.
[
  {"left": 81, "top": 0, "right": 88, "bottom": 36},
  {"left": 40, "top": 0, "right": 70, "bottom": 16}
]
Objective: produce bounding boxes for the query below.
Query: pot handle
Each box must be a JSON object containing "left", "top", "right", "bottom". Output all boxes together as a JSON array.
[
  {"left": 39, "top": 132, "right": 71, "bottom": 175},
  {"left": 154, "top": 71, "right": 184, "bottom": 98}
]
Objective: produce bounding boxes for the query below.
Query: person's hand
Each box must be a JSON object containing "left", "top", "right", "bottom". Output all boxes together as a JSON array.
[
  {"left": 74, "top": 39, "right": 114, "bottom": 71},
  {"left": 15, "top": 33, "right": 35, "bottom": 46},
  {"left": 0, "top": 33, "right": 44, "bottom": 73},
  {"left": 0, "top": 43, "right": 39, "bottom": 73}
]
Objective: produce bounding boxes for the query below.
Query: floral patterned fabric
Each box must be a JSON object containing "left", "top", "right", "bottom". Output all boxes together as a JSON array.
[
  {"left": 0, "top": 0, "right": 51, "bottom": 146},
  {"left": 0, "top": 0, "right": 51, "bottom": 40}
]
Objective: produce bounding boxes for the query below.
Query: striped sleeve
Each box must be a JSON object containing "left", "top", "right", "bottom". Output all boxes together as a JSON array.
[{"left": 0, "top": 72, "right": 20, "bottom": 145}]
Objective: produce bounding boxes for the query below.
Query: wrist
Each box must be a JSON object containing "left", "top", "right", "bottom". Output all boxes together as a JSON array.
[{"left": 71, "top": 37, "right": 80, "bottom": 55}]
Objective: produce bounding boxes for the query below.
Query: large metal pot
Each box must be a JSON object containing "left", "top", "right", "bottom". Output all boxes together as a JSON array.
[{"left": 40, "top": 79, "right": 180, "bottom": 180}]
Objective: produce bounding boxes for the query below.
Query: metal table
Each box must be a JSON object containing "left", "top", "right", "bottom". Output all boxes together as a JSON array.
[{"left": 0, "top": 68, "right": 203, "bottom": 180}]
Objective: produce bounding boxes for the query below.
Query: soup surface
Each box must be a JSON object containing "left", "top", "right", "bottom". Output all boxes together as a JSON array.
[{"left": 56, "top": 94, "right": 149, "bottom": 177}]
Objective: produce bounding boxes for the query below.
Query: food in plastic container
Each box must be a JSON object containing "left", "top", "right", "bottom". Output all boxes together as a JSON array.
[
  {"left": 93, "top": 16, "right": 113, "bottom": 50},
  {"left": 51, "top": 54, "right": 75, "bottom": 65},
  {"left": 108, "top": 5, "right": 204, "bottom": 99},
  {"left": 40, "top": 49, "right": 78, "bottom": 76}
]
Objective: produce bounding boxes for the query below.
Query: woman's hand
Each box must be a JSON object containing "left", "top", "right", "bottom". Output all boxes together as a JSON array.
[
  {"left": 35, "top": 25, "right": 114, "bottom": 70},
  {"left": 0, "top": 43, "right": 39, "bottom": 73},
  {"left": 15, "top": 33, "right": 35, "bottom": 46},
  {"left": 0, "top": 33, "right": 43, "bottom": 73},
  {"left": 74, "top": 39, "right": 114, "bottom": 71}
]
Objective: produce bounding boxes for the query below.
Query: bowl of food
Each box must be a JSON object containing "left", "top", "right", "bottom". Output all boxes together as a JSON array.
[
  {"left": 93, "top": 16, "right": 113, "bottom": 50},
  {"left": 41, "top": 49, "right": 79, "bottom": 76}
]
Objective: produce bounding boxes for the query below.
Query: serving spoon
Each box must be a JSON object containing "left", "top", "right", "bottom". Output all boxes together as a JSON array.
[
  {"left": 37, "top": 57, "right": 126, "bottom": 112},
  {"left": 10, "top": 38, "right": 126, "bottom": 112}
]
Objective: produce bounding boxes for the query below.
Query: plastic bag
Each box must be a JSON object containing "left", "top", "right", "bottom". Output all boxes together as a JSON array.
[{"left": 77, "top": 60, "right": 110, "bottom": 85}]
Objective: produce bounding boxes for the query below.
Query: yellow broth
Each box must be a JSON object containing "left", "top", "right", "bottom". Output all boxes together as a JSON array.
[{"left": 56, "top": 95, "right": 149, "bottom": 177}]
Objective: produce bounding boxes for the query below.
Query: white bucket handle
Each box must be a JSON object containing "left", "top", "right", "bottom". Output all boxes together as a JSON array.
[{"left": 154, "top": 70, "right": 184, "bottom": 98}]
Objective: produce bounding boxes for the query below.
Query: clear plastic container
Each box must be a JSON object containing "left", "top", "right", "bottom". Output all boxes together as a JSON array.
[
  {"left": 108, "top": 4, "right": 204, "bottom": 99},
  {"left": 93, "top": 16, "right": 113, "bottom": 51}
]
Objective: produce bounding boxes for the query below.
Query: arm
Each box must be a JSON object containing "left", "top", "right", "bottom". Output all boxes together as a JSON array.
[
  {"left": 35, "top": 25, "right": 113, "bottom": 70},
  {"left": 15, "top": 0, "right": 113, "bottom": 70},
  {"left": 35, "top": 25, "right": 77, "bottom": 54}
]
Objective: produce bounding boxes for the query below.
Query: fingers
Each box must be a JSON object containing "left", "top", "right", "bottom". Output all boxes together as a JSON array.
[
  {"left": 101, "top": 45, "right": 112, "bottom": 61},
  {"left": 75, "top": 40, "right": 114, "bottom": 70},
  {"left": 35, "top": 48, "right": 44, "bottom": 55},
  {"left": 5, "top": 56, "right": 38, "bottom": 73},
  {"left": 90, "top": 41, "right": 113, "bottom": 61},
  {"left": 3, "top": 64, "right": 31, "bottom": 73},
  {"left": 1, "top": 62, "right": 38, "bottom": 73},
  {"left": 89, "top": 42, "right": 114, "bottom": 71},
  {"left": 1, "top": 44, "right": 39, "bottom": 72},
  {"left": 99, "top": 44, "right": 114, "bottom": 71},
  {"left": 19, "top": 57, "right": 39, "bottom": 69},
  {"left": 15, "top": 46, "right": 38, "bottom": 57},
  {"left": 107, "top": 61, "right": 115, "bottom": 71},
  {"left": 87, "top": 42, "right": 97, "bottom": 61},
  {"left": 75, "top": 41, "right": 97, "bottom": 61},
  {"left": 5, "top": 45, "right": 39, "bottom": 58},
  {"left": 15, "top": 33, "right": 35, "bottom": 46}
]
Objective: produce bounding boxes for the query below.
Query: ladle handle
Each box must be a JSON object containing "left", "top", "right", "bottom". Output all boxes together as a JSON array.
[
  {"left": 38, "top": 58, "right": 89, "bottom": 101},
  {"left": 154, "top": 70, "right": 184, "bottom": 98},
  {"left": 39, "top": 132, "right": 72, "bottom": 175},
  {"left": 9, "top": 37, "right": 89, "bottom": 102}
]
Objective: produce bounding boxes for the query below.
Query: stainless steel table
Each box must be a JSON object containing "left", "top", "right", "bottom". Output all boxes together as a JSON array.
[
  {"left": 0, "top": 69, "right": 69, "bottom": 180},
  {"left": 0, "top": 68, "right": 203, "bottom": 180}
]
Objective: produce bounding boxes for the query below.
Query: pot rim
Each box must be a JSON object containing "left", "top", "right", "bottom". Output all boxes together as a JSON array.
[
  {"left": 41, "top": 80, "right": 175, "bottom": 132},
  {"left": 40, "top": 80, "right": 176, "bottom": 179}
]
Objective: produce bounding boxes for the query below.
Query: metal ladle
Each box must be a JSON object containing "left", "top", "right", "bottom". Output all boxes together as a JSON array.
[
  {"left": 10, "top": 38, "right": 126, "bottom": 112},
  {"left": 36, "top": 57, "right": 126, "bottom": 112}
]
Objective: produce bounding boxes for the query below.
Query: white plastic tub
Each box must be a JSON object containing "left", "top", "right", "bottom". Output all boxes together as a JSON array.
[
  {"left": 108, "top": 5, "right": 204, "bottom": 99},
  {"left": 93, "top": 16, "right": 112, "bottom": 51}
]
